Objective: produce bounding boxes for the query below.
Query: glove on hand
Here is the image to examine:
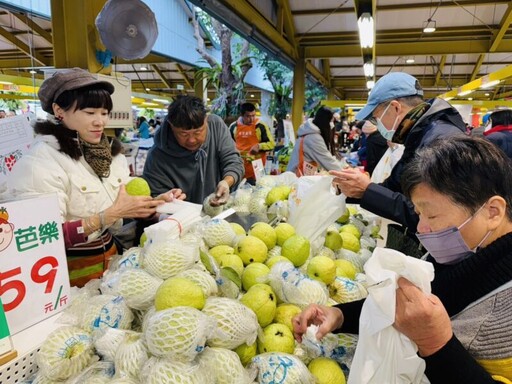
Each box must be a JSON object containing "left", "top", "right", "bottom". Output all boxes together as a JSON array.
[{"left": 209, "top": 180, "right": 230, "bottom": 206}]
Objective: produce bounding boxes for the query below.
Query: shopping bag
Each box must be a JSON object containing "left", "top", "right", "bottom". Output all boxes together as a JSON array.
[
  {"left": 371, "top": 144, "right": 404, "bottom": 184},
  {"left": 348, "top": 247, "right": 433, "bottom": 384}
]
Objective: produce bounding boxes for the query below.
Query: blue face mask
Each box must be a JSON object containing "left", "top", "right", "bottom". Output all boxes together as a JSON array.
[
  {"left": 375, "top": 102, "right": 400, "bottom": 141},
  {"left": 416, "top": 204, "right": 492, "bottom": 264}
]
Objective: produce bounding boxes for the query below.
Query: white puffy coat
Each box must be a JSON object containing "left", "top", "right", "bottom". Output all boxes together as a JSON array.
[{"left": 4, "top": 134, "right": 130, "bottom": 240}]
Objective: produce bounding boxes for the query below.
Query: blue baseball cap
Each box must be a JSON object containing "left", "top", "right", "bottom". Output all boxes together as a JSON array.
[{"left": 356, "top": 72, "right": 424, "bottom": 120}]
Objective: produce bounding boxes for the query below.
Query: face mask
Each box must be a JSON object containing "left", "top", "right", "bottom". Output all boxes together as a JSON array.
[
  {"left": 375, "top": 102, "right": 400, "bottom": 141},
  {"left": 416, "top": 204, "right": 491, "bottom": 264},
  {"left": 330, "top": 122, "right": 335, "bottom": 129}
]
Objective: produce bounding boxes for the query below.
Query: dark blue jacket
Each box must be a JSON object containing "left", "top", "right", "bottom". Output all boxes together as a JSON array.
[{"left": 360, "top": 98, "right": 466, "bottom": 231}]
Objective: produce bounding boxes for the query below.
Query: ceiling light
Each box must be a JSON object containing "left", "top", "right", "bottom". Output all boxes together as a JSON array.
[
  {"left": 29, "top": 69, "right": 37, "bottom": 74},
  {"left": 250, "top": 94, "right": 255, "bottom": 98},
  {"left": 145, "top": 87, "right": 151, "bottom": 91},
  {"left": 366, "top": 80, "right": 375, "bottom": 89},
  {"left": 140, "top": 66, "right": 148, "bottom": 71},
  {"left": 357, "top": 13, "right": 374, "bottom": 49},
  {"left": 443, "top": 96, "right": 454, "bottom": 101},
  {"left": 458, "top": 89, "right": 472, "bottom": 96},
  {"left": 485, "top": 93, "right": 490, "bottom": 96},
  {"left": 467, "top": 97, "right": 473, "bottom": 101},
  {"left": 363, "top": 62, "right": 374, "bottom": 77},
  {"left": 423, "top": 19, "right": 436, "bottom": 33},
  {"left": 406, "top": 58, "right": 415, "bottom": 64}
]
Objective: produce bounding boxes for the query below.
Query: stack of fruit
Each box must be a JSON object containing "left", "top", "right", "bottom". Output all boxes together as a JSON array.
[{"left": 32, "top": 203, "right": 380, "bottom": 383}]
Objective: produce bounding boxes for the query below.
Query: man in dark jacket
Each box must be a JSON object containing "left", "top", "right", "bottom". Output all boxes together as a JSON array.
[
  {"left": 331, "top": 72, "right": 466, "bottom": 231},
  {"left": 143, "top": 95, "right": 244, "bottom": 205}
]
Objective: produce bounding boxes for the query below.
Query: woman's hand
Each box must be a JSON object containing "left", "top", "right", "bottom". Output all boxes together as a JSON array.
[
  {"left": 107, "top": 185, "right": 164, "bottom": 222},
  {"left": 292, "top": 304, "right": 344, "bottom": 342},
  {"left": 394, "top": 277, "right": 453, "bottom": 357},
  {"left": 155, "top": 188, "right": 187, "bottom": 202}
]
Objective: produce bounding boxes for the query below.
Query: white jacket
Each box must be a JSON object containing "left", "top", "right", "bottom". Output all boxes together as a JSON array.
[{"left": 3, "top": 134, "right": 130, "bottom": 239}]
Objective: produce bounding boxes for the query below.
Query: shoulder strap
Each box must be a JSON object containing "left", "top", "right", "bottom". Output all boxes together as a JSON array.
[{"left": 297, "top": 136, "right": 306, "bottom": 176}]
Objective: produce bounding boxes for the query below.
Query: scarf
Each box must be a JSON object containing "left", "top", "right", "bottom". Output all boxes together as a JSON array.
[
  {"left": 483, "top": 124, "right": 512, "bottom": 136},
  {"left": 392, "top": 102, "right": 430, "bottom": 144},
  {"left": 78, "top": 134, "right": 112, "bottom": 178}
]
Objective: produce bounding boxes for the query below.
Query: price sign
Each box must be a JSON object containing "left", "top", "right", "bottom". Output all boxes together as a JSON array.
[{"left": 0, "top": 195, "right": 70, "bottom": 335}]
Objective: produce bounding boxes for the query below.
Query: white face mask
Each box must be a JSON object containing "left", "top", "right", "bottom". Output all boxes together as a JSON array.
[
  {"left": 375, "top": 102, "right": 400, "bottom": 141},
  {"left": 330, "top": 122, "right": 335, "bottom": 129}
]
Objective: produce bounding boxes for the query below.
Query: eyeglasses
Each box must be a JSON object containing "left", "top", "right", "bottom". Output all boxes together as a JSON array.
[{"left": 368, "top": 117, "right": 377, "bottom": 125}]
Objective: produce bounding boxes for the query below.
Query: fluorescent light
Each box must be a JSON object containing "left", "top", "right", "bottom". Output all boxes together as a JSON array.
[
  {"left": 142, "top": 102, "right": 158, "bottom": 106},
  {"left": 467, "top": 97, "right": 473, "bottom": 101},
  {"left": 481, "top": 80, "right": 500, "bottom": 89},
  {"left": 145, "top": 87, "right": 151, "bottom": 91},
  {"left": 140, "top": 66, "right": 148, "bottom": 71},
  {"left": 358, "top": 13, "right": 374, "bottom": 49},
  {"left": 153, "top": 98, "right": 169, "bottom": 103},
  {"left": 250, "top": 94, "right": 255, "bottom": 98},
  {"left": 485, "top": 93, "right": 490, "bottom": 96},
  {"left": 0, "top": 81, "right": 13, "bottom": 85},
  {"left": 458, "top": 89, "right": 472, "bottom": 96},
  {"left": 29, "top": 69, "right": 37, "bottom": 74},
  {"left": 423, "top": 19, "right": 436, "bottom": 33},
  {"left": 443, "top": 96, "right": 454, "bottom": 101},
  {"left": 366, "top": 80, "right": 375, "bottom": 89},
  {"left": 406, "top": 58, "right": 415, "bottom": 64},
  {"left": 363, "top": 62, "right": 374, "bottom": 77}
]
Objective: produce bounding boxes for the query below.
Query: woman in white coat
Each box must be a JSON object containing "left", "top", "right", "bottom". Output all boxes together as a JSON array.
[{"left": 4, "top": 68, "right": 184, "bottom": 286}]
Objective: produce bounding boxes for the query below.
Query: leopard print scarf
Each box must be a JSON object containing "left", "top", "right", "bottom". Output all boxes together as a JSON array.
[{"left": 78, "top": 134, "right": 112, "bottom": 178}]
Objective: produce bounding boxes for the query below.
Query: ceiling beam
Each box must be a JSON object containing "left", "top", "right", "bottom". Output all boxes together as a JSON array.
[
  {"left": 305, "top": 39, "right": 512, "bottom": 58},
  {"left": 150, "top": 64, "right": 173, "bottom": 89},
  {"left": 175, "top": 63, "right": 193, "bottom": 90},
  {"left": 0, "top": 25, "right": 50, "bottom": 65},
  {"left": 434, "top": 55, "right": 446, "bottom": 86},
  {"left": 11, "top": 12, "right": 52, "bottom": 43},
  {"left": 306, "top": 61, "right": 329, "bottom": 87},
  {"left": 275, "top": 0, "right": 297, "bottom": 57},
  {"left": 490, "top": 1, "right": 512, "bottom": 52},
  {"left": 115, "top": 54, "right": 175, "bottom": 65},
  {"left": 291, "top": 0, "right": 506, "bottom": 15},
  {"left": 470, "top": 54, "right": 485, "bottom": 81},
  {"left": 322, "top": 59, "right": 331, "bottom": 84}
]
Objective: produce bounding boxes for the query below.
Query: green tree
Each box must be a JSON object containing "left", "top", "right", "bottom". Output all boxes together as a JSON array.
[
  {"left": 256, "top": 51, "right": 293, "bottom": 141},
  {"left": 192, "top": 9, "right": 252, "bottom": 119},
  {"left": 304, "top": 80, "right": 328, "bottom": 117}
]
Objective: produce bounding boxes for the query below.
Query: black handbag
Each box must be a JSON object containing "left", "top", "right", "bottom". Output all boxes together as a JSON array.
[{"left": 385, "top": 223, "right": 425, "bottom": 258}]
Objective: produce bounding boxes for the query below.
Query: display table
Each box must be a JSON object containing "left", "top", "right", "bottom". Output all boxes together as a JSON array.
[{"left": 0, "top": 314, "right": 61, "bottom": 384}]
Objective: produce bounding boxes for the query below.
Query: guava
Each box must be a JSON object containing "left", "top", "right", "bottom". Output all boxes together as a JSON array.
[
  {"left": 126, "top": 177, "right": 151, "bottom": 196},
  {"left": 281, "top": 235, "right": 310, "bottom": 267},
  {"left": 154, "top": 277, "right": 205, "bottom": 311}
]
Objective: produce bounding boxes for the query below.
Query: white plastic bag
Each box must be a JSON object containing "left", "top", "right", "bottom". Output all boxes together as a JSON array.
[
  {"left": 348, "top": 247, "right": 433, "bottom": 384},
  {"left": 288, "top": 176, "right": 345, "bottom": 244}
]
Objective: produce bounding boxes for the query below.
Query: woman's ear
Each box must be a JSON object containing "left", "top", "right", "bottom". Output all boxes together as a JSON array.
[
  {"left": 52, "top": 103, "right": 63, "bottom": 117},
  {"left": 486, "top": 195, "right": 506, "bottom": 230}
]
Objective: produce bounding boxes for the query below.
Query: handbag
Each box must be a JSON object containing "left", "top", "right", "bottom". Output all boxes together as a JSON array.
[{"left": 385, "top": 223, "right": 425, "bottom": 259}]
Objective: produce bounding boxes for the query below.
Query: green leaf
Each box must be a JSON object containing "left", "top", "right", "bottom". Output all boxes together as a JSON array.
[
  {"left": 220, "top": 267, "right": 242, "bottom": 289},
  {"left": 200, "top": 248, "right": 215, "bottom": 274}
]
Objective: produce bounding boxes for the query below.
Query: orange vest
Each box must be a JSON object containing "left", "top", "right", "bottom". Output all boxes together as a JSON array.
[
  {"left": 296, "top": 135, "right": 318, "bottom": 176},
  {"left": 235, "top": 119, "right": 266, "bottom": 180}
]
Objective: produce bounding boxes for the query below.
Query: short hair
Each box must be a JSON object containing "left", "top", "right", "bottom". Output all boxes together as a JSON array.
[
  {"left": 54, "top": 84, "right": 113, "bottom": 113},
  {"left": 401, "top": 136, "right": 512, "bottom": 220},
  {"left": 240, "top": 102, "right": 256, "bottom": 115},
  {"left": 490, "top": 109, "right": 512, "bottom": 127},
  {"left": 167, "top": 95, "right": 206, "bottom": 130}
]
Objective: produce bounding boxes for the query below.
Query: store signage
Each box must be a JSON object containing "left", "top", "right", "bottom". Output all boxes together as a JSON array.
[{"left": 0, "top": 195, "right": 70, "bottom": 335}]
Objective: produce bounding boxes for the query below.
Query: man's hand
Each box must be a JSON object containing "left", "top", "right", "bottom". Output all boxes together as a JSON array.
[
  {"left": 329, "top": 168, "right": 371, "bottom": 199},
  {"left": 249, "top": 143, "right": 260, "bottom": 155},
  {"left": 394, "top": 277, "right": 453, "bottom": 357},
  {"left": 209, "top": 180, "right": 230, "bottom": 207}
]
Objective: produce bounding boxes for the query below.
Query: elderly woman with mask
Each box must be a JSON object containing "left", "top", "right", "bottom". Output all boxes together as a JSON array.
[{"left": 293, "top": 136, "right": 512, "bottom": 383}]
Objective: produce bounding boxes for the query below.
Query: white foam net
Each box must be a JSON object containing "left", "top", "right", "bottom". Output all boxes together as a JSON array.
[
  {"left": 202, "top": 219, "right": 236, "bottom": 248},
  {"left": 142, "top": 239, "right": 199, "bottom": 279},
  {"left": 144, "top": 306, "right": 215, "bottom": 361},
  {"left": 36, "top": 326, "right": 95, "bottom": 381},
  {"left": 329, "top": 276, "right": 368, "bottom": 304},
  {"left": 176, "top": 268, "right": 218, "bottom": 297},
  {"left": 202, "top": 297, "right": 259, "bottom": 349},
  {"left": 268, "top": 262, "right": 329, "bottom": 307},
  {"left": 114, "top": 332, "right": 149, "bottom": 381},
  {"left": 108, "top": 247, "right": 144, "bottom": 272},
  {"left": 80, "top": 294, "right": 133, "bottom": 332},
  {"left": 143, "top": 357, "right": 213, "bottom": 384},
  {"left": 197, "top": 347, "right": 255, "bottom": 384},
  {"left": 249, "top": 352, "right": 315, "bottom": 384},
  {"left": 92, "top": 327, "right": 130, "bottom": 362}
]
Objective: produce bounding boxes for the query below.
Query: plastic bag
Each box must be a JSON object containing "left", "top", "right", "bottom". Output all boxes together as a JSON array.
[
  {"left": 347, "top": 247, "right": 433, "bottom": 384},
  {"left": 288, "top": 176, "right": 345, "bottom": 244},
  {"left": 370, "top": 144, "right": 404, "bottom": 184}
]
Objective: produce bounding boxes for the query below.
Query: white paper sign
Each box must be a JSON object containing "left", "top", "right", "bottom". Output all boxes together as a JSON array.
[
  {"left": 0, "top": 195, "right": 70, "bottom": 335},
  {"left": 0, "top": 115, "right": 33, "bottom": 185},
  {"left": 251, "top": 158, "right": 265, "bottom": 181}
]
